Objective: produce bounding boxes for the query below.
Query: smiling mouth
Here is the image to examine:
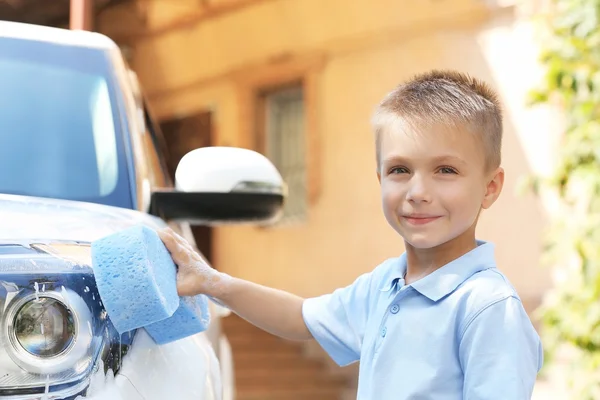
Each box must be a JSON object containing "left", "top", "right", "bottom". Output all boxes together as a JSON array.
[{"left": 403, "top": 216, "right": 441, "bottom": 225}]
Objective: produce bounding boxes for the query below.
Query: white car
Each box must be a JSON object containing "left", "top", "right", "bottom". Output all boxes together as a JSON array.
[{"left": 0, "top": 21, "right": 285, "bottom": 400}]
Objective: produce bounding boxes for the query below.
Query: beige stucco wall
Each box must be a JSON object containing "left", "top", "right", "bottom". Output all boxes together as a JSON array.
[{"left": 100, "top": 0, "right": 558, "bottom": 306}]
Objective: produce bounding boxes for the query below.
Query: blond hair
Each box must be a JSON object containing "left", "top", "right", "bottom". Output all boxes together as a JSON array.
[{"left": 371, "top": 70, "right": 503, "bottom": 170}]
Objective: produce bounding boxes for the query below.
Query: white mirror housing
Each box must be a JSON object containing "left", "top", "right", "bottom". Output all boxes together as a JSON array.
[
  {"left": 175, "top": 147, "right": 285, "bottom": 195},
  {"left": 149, "top": 147, "right": 286, "bottom": 226}
]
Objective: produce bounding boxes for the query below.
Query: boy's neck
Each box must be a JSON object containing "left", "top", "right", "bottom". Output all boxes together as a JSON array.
[{"left": 404, "top": 229, "right": 478, "bottom": 285}]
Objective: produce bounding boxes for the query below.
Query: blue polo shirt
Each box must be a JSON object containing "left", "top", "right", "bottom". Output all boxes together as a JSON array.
[{"left": 302, "top": 241, "right": 543, "bottom": 399}]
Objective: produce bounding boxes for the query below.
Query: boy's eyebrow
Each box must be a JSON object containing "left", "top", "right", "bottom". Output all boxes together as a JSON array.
[
  {"left": 431, "top": 155, "right": 469, "bottom": 166},
  {"left": 382, "top": 154, "right": 468, "bottom": 166}
]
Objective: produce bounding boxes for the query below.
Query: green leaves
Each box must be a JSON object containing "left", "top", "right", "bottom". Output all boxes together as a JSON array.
[{"left": 530, "top": 0, "right": 600, "bottom": 397}]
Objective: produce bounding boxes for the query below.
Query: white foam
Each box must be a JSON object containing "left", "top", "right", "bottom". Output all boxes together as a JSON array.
[
  {"left": 41, "top": 374, "right": 49, "bottom": 400},
  {"left": 74, "top": 385, "right": 125, "bottom": 400},
  {"left": 84, "top": 359, "right": 105, "bottom": 396},
  {"left": 74, "top": 359, "right": 126, "bottom": 400}
]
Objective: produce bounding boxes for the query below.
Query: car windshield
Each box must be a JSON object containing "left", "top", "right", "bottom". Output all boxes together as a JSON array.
[{"left": 0, "top": 36, "right": 133, "bottom": 209}]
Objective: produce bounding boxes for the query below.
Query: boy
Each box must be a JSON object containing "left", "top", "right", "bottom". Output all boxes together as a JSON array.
[{"left": 159, "top": 70, "right": 543, "bottom": 399}]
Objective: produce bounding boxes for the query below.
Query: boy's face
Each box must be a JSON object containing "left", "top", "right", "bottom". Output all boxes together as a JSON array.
[{"left": 377, "top": 122, "right": 503, "bottom": 250}]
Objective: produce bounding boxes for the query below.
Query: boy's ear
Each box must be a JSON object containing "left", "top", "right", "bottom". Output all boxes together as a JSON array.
[{"left": 481, "top": 167, "right": 504, "bottom": 209}]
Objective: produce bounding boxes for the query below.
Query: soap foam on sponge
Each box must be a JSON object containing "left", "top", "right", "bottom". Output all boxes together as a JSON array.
[{"left": 92, "top": 224, "right": 211, "bottom": 344}]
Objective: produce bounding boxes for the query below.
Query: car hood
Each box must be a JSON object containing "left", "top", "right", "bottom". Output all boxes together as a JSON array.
[{"left": 0, "top": 193, "right": 165, "bottom": 244}]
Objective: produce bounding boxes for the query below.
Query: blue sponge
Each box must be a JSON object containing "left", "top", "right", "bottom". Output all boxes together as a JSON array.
[
  {"left": 91, "top": 225, "right": 180, "bottom": 334},
  {"left": 145, "top": 294, "right": 211, "bottom": 345}
]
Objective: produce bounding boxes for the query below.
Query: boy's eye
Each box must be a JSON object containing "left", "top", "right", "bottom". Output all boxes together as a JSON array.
[
  {"left": 389, "top": 167, "right": 409, "bottom": 174},
  {"left": 438, "top": 166, "right": 458, "bottom": 174}
]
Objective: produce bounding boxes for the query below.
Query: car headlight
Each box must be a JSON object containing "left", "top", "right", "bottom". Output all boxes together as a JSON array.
[
  {"left": 14, "top": 296, "right": 76, "bottom": 357},
  {"left": 4, "top": 287, "right": 93, "bottom": 375},
  {"left": 0, "top": 243, "right": 135, "bottom": 398}
]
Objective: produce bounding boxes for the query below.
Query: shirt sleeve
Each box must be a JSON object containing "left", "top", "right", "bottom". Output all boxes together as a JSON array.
[
  {"left": 459, "top": 295, "right": 543, "bottom": 400},
  {"left": 302, "top": 272, "right": 373, "bottom": 366}
]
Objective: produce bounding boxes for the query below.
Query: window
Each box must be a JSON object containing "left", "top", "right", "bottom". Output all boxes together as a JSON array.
[
  {"left": 261, "top": 85, "right": 307, "bottom": 222},
  {"left": 237, "top": 55, "right": 324, "bottom": 224}
]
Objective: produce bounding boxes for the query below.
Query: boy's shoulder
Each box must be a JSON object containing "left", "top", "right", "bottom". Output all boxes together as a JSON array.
[
  {"left": 450, "top": 267, "right": 526, "bottom": 336},
  {"left": 455, "top": 267, "right": 520, "bottom": 308}
]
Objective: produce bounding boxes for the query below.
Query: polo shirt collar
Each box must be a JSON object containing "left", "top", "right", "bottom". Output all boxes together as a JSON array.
[{"left": 379, "top": 241, "right": 497, "bottom": 301}]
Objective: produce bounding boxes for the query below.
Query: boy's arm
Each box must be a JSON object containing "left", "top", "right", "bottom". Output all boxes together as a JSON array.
[
  {"left": 459, "top": 295, "right": 543, "bottom": 400},
  {"left": 218, "top": 277, "right": 311, "bottom": 341},
  {"left": 158, "top": 228, "right": 312, "bottom": 341}
]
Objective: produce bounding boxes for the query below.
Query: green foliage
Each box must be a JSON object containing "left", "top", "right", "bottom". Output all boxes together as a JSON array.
[{"left": 530, "top": 0, "right": 600, "bottom": 397}]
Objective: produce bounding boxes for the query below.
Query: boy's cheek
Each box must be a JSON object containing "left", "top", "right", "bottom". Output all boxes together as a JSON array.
[
  {"left": 381, "top": 191, "right": 406, "bottom": 220},
  {"left": 382, "top": 204, "right": 401, "bottom": 228},
  {"left": 380, "top": 183, "right": 401, "bottom": 204}
]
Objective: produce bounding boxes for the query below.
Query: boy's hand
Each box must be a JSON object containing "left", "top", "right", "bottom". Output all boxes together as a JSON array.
[{"left": 157, "top": 227, "right": 230, "bottom": 297}]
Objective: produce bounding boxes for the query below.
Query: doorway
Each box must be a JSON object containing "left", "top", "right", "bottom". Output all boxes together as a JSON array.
[{"left": 159, "top": 112, "right": 214, "bottom": 265}]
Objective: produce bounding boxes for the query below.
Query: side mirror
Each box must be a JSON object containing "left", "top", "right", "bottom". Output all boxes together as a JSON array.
[{"left": 149, "top": 147, "right": 286, "bottom": 226}]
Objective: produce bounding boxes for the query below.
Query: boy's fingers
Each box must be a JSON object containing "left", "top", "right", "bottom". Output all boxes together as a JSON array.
[
  {"left": 171, "top": 230, "right": 197, "bottom": 253},
  {"left": 161, "top": 228, "right": 205, "bottom": 263},
  {"left": 157, "top": 229, "right": 179, "bottom": 253},
  {"left": 157, "top": 228, "right": 199, "bottom": 265},
  {"left": 162, "top": 227, "right": 196, "bottom": 252}
]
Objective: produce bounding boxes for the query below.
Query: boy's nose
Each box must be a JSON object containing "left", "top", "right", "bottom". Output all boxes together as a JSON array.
[{"left": 406, "top": 176, "right": 431, "bottom": 203}]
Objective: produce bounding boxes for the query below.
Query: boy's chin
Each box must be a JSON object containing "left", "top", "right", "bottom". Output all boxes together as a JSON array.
[{"left": 402, "top": 234, "right": 448, "bottom": 250}]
